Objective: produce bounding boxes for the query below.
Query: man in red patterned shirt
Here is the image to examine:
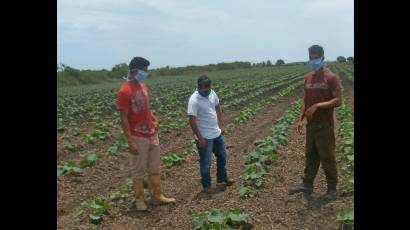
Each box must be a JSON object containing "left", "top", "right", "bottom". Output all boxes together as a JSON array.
[
  {"left": 117, "top": 57, "right": 175, "bottom": 211},
  {"left": 289, "top": 45, "right": 342, "bottom": 202}
]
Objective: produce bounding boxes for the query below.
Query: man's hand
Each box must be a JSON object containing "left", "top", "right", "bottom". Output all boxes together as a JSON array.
[
  {"left": 220, "top": 125, "right": 226, "bottom": 135},
  {"left": 199, "top": 137, "right": 207, "bottom": 149},
  {"left": 153, "top": 119, "right": 158, "bottom": 130},
  {"left": 127, "top": 137, "right": 139, "bottom": 155},
  {"left": 297, "top": 120, "right": 304, "bottom": 134},
  {"left": 152, "top": 114, "right": 159, "bottom": 128},
  {"left": 305, "top": 104, "right": 318, "bottom": 120}
]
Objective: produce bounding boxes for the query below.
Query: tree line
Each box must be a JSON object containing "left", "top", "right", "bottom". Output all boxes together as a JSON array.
[{"left": 57, "top": 57, "right": 352, "bottom": 87}]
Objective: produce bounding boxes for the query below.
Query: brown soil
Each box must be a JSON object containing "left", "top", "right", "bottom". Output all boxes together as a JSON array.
[
  {"left": 57, "top": 81, "right": 353, "bottom": 230},
  {"left": 57, "top": 87, "right": 304, "bottom": 229}
]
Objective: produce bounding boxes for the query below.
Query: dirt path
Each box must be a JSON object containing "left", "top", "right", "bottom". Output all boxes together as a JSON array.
[{"left": 57, "top": 87, "right": 304, "bottom": 229}]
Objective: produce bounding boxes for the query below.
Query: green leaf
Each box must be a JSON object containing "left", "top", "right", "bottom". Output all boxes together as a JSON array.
[
  {"left": 57, "top": 166, "right": 64, "bottom": 176},
  {"left": 239, "top": 186, "right": 250, "bottom": 198},
  {"left": 89, "top": 212, "right": 103, "bottom": 220},
  {"left": 207, "top": 210, "right": 225, "bottom": 224},
  {"left": 254, "top": 178, "right": 263, "bottom": 187},
  {"left": 337, "top": 208, "right": 354, "bottom": 221},
  {"left": 107, "top": 145, "right": 118, "bottom": 155},
  {"left": 228, "top": 212, "right": 249, "bottom": 223}
]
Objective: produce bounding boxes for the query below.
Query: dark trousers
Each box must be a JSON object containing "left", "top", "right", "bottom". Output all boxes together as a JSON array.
[{"left": 303, "top": 122, "right": 338, "bottom": 190}]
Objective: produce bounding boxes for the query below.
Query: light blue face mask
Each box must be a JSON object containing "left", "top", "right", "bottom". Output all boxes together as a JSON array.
[
  {"left": 129, "top": 69, "right": 149, "bottom": 82},
  {"left": 135, "top": 70, "right": 149, "bottom": 82},
  {"left": 308, "top": 58, "right": 324, "bottom": 71}
]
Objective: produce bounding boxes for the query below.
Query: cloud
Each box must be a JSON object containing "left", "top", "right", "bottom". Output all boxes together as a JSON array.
[{"left": 57, "top": 0, "right": 354, "bottom": 69}]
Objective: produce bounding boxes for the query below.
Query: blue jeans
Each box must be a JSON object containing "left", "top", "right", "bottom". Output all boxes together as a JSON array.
[{"left": 195, "top": 134, "right": 227, "bottom": 188}]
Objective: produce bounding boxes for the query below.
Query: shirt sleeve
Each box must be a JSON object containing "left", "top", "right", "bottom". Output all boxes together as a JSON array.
[
  {"left": 214, "top": 91, "right": 220, "bottom": 106},
  {"left": 328, "top": 75, "right": 342, "bottom": 93},
  {"left": 303, "top": 76, "right": 308, "bottom": 105},
  {"left": 117, "top": 91, "right": 130, "bottom": 111},
  {"left": 187, "top": 96, "right": 198, "bottom": 117}
]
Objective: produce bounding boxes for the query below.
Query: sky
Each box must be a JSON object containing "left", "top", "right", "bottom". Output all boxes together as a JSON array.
[{"left": 57, "top": 0, "right": 354, "bottom": 70}]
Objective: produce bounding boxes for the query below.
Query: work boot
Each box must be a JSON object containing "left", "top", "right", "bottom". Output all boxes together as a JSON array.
[
  {"left": 288, "top": 182, "right": 313, "bottom": 195},
  {"left": 203, "top": 187, "right": 217, "bottom": 194},
  {"left": 223, "top": 177, "right": 235, "bottom": 186},
  {"left": 148, "top": 175, "right": 176, "bottom": 205},
  {"left": 319, "top": 185, "right": 337, "bottom": 202},
  {"left": 132, "top": 178, "right": 148, "bottom": 211},
  {"left": 216, "top": 183, "right": 227, "bottom": 192}
]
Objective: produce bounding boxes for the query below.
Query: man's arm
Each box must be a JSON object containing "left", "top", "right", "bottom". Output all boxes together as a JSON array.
[
  {"left": 119, "top": 110, "right": 139, "bottom": 154},
  {"left": 189, "top": 115, "right": 206, "bottom": 148},
  {"left": 151, "top": 110, "right": 158, "bottom": 129},
  {"left": 297, "top": 94, "right": 306, "bottom": 134},
  {"left": 315, "top": 87, "right": 342, "bottom": 109},
  {"left": 119, "top": 110, "right": 132, "bottom": 140},
  {"left": 215, "top": 104, "right": 225, "bottom": 132},
  {"left": 298, "top": 101, "right": 306, "bottom": 122},
  {"left": 305, "top": 77, "right": 342, "bottom": 119}
]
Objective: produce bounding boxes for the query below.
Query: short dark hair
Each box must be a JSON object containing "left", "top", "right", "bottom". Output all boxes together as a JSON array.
[
  {"left": 129, "top": 57, "right": 150, "bottom": 71},
  {"left": 197, "top": 75, "right": 211, "bottom": 86},
  {"left": 308, "top": 45, "right": 324, "bottom": 59}
]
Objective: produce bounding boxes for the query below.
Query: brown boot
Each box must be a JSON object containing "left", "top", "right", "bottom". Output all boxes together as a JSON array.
[
  {"left": 217, "top": 176, "right": 235, "bottom": 186},
  {"left": 148, "top": 175, "right": 176, "bottom": 205},
  {"left": 224, "top": 177, "right": 235, "bottom": 186},
  {"left": 203, "top": 187, "right": 217, "bottom": 194},
  {"left": 133, "top": 178, "right": 148, "bottom": 211}
]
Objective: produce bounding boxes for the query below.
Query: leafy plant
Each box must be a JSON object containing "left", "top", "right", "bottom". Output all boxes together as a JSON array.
[
  {"left": 241, "top": 100, "right": 301, "bottom": 193},
  {"left": 337, "top": 207, "right": 354, "bottom": 228},
  {"left": 57, "top": 161, "right": 82, "bottom": 176},
  {"left": 64, "top": 141, "right": 76, "bottom": 152},
  {"left": 161, "top": 153, "right": 186, "bottom": 167},
  {"left": 238, "top": 186, "right": 254, "bottom": 199},
  {"left": 192, "top": 208, "right": 252, "bottom": 230},
  {"left": 109, "top": 187, "right": 129, "bottom": 200},
  {"left": 79, "top": 152, "right": 102, "bottom": 168},
  {"left": 79, "top": 198, "right": 110, "bottom": 224}
]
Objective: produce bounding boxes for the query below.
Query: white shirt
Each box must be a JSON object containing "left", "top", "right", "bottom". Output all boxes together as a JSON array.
[{"left": 187, "top": 89, "right": 221, "bottom": 139}]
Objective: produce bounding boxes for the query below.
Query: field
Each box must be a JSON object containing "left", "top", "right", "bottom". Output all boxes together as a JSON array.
[{"left": 57, "top": 63, "right": 354, "bottom": 229}]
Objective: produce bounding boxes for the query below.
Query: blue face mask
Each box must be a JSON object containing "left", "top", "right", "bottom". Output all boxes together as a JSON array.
[
  {"left": 308, "top": 58, "right": 324, "bottom": 71},
  {"left": 198, "top": 89, "right": 211, "bottom": 97},
  {"left": 133, "top": 69, "right": 149, "bottom": 82}
]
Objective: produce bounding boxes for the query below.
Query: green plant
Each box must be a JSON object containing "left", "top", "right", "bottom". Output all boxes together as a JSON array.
[
  {"left": 337, "top": 100, "right": 354, "bottom": 196},
  {"left": 79, "top": 152, "right": 102, "bottom": 168},
  {"left": 238, "top": 186, "right": 254, "bottom": 199},
  {"left": 241, "top": 100, "right": 301, "bottom": 191},
  {"left": 79, "top": 198, "right": 110, "bottom": 224},
  {"left": 161, "top": 153, "right": 186, "bottom": 167},
  {"left": 192, "top": 208, "right": 252, "bottom": 230},
  {"left": 109, "top": 186, "right": 129, "bottom": 200},
  {"left": 64, "top": 141, "right": 76, "bottom": 152},
  {"left": 337, "top": 207, "right": 354, "bottom": 228},
  {"left": 57, "top": 161, "right": 82, "bottom": 176},
  {"left": 106, "top": 135, "right": 128, "bottom": 156}
]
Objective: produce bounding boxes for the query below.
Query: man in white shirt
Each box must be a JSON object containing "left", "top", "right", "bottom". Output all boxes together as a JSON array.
[{"left": 187, "top": 75, "right": 234, "bottom": 194}]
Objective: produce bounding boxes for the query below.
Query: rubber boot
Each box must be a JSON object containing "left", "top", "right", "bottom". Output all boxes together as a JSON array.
[
  {"left": 288, "top": 182, "right": 313, "bottom": 195},
  {"left": 133, "top": 178, "right": 148, "bottom": 211},
  {"left": 148, "top": 175, "right": 176, "bottom": 205}
]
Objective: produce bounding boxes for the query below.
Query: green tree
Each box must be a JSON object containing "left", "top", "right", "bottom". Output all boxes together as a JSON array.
[
  {"left": 276, "top": 59, "right": 285, "bottom": 65},
  {"left": 347, "top": 57, "right": 354, "bottom": 63},
  {"left": 266, "top": 60, "right": 272, "bottom": 67},
  {"left": 337, "top": 56, "right": 347, "bottom": 62},
  {"left": 111, "top": 63, "right": 128, "bottom": 78}
]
